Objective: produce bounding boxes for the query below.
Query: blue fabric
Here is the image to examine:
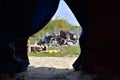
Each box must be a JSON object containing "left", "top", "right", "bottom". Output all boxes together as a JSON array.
[
  {"left": 0, "top": 0, "right": 60, "bottom": 73},
  {"left": 0, "top": 38, "right": 29, "bottom": 73},
  {"left": 9, "top": 41, "right": 29, "bottom": 72},
  {"left": 6, "top": 0, "right": 60, "bottom": 42}
]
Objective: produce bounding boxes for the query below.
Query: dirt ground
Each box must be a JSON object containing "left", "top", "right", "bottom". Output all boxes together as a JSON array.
[
  {"left": 28, "top": 57, "right": 81, "bottom": 80},
  {"left": 27, "top": 57, "right": 120, "bottom": 80}
]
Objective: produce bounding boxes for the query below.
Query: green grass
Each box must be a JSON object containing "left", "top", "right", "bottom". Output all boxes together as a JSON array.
[{"left": 28, "top": 46, "right": 80, "bottom": 57}]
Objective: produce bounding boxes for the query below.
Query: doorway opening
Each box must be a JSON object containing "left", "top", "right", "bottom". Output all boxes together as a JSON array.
[{"left": 28, "top": 0, "right": 82, "bottom": 79}]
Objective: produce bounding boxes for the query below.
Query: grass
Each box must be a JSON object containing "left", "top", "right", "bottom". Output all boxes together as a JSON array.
[{"left": 28, "top": 46, "right": 80, "bottom": 57}]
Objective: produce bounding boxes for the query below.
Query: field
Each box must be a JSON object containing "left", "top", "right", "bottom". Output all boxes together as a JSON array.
[{"left": 28, "top": 46, "right": 80, "bottom": 57}]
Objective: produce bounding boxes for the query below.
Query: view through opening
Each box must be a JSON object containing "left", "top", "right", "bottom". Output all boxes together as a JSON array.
[{"left": 27, "top": 0, "right": 82, "bottom": 79}]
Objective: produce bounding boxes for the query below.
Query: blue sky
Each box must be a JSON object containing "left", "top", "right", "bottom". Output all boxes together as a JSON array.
[{"left": 52, "top": 0, "right": 80, "bottom": 26}]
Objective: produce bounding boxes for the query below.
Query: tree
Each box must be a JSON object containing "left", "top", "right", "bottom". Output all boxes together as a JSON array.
[{"left": 29, "top": 18, "right": 82, "bottom": 42}]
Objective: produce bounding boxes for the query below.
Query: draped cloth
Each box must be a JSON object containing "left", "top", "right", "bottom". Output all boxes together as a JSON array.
[
  {"left": 0, "top": 0, "right": 60, "bottom": 73},
  {"left": 65, "top": 0, "right": 120, "bottom": 75},
  {"left": 1, "top": 0, "right": 60, "bottom": 42}
]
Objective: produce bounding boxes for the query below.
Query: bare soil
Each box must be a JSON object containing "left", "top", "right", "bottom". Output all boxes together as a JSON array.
[{"left": 28, "top": 57, "right": 81, "bottom": 80}]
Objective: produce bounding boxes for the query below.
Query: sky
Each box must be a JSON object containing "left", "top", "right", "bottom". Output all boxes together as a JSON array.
[{"left": 52, "top": 0, "right": 80, "bottom": 26}]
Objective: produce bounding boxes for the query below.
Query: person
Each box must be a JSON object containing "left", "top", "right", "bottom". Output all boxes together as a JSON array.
[
  {"left": 65, "top": 0, "right": 120, "bottom": 79},
  {"left": 41, "top": 44, "right": 48, "bottom": 51}
]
